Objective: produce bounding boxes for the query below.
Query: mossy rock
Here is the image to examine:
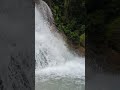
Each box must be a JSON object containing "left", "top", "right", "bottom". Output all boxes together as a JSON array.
[{"left": 80, "top": 33, "right": 85, "bottom": 47}]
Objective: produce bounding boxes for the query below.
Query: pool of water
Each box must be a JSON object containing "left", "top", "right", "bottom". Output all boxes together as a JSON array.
[{"left": 36, "top": 77, "right": 85, "bottom": 90}]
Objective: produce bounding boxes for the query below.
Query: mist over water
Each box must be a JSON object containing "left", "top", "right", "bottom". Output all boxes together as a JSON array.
[{"left": 35, "top": 1, "right": 85, "bottom": 90}]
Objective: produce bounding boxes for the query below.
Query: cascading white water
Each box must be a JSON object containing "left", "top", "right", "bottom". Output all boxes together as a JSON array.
[{"left": 35, "top": 0, "right": 85, "bottom": 90}]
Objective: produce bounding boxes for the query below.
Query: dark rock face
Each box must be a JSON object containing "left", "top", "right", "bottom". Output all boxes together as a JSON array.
[
  {"left": 8, "top": 52, "right": 34, "bottom": 90},
  {"left": 0, "top": 0, "right": 35, "bottom": 90},
  {"left": 0, "top": 51, "right": 34, "bottom": 90}
]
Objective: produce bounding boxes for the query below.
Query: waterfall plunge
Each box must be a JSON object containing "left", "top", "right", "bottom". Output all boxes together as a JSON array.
[{"left": 35, "top": 0, "right": 85, "bottom": 83}]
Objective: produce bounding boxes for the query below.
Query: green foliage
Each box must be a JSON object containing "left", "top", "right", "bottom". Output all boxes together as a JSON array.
[
  {"left": 80, "top": 33, "right": 85, "bottom": 47},
  {"left": 51, "top": 0, "right": 85, "bottom": 46}
]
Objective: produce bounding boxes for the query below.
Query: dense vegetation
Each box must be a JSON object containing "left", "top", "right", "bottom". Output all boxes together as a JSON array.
[{"left": 44, "top": 0, "right": 85, "bottom": 49}]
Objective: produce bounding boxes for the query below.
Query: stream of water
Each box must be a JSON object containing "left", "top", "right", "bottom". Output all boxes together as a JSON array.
[{"left": 35, "top": 1, "right": 85, "bottom": 90}]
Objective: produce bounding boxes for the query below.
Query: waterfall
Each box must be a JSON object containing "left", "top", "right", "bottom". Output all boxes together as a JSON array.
[{"left": 35, "top": 0, "right": 85, "bottom": 89}]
